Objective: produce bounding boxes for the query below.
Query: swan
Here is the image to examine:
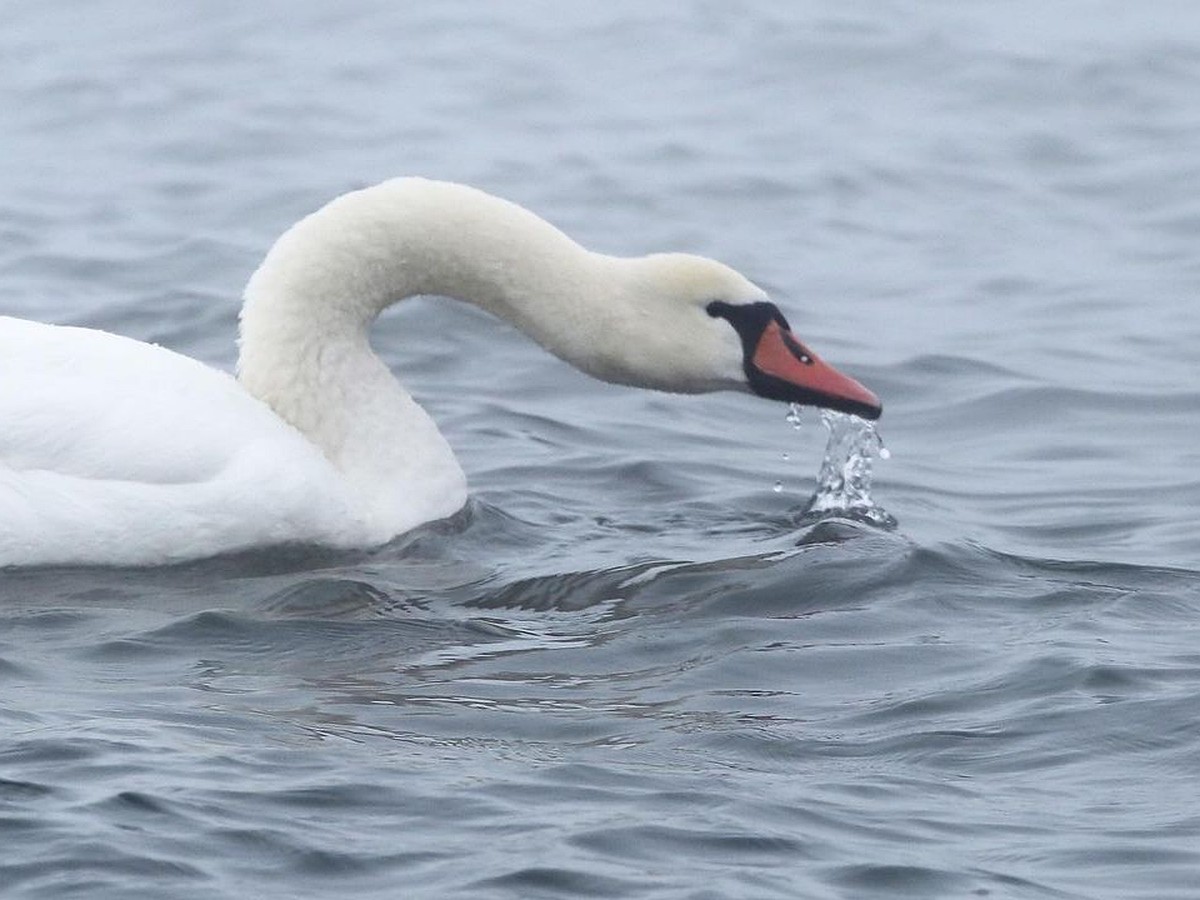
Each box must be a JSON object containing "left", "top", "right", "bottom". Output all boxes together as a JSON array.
[{"left": 0, "top": 178, "right": 880, "bottom": 567}]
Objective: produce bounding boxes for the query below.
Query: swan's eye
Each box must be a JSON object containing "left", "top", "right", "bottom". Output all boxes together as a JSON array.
[
  {"left": 706, "top": 300, "right": 734, "bottom": 319},
  {"left": 705, "top": 300, "right": 790, "bottom": 347}
]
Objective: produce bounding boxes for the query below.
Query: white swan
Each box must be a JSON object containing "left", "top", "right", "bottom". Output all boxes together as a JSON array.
[{"left": 0, "top": 178, "right": 880, "bottom": 567}]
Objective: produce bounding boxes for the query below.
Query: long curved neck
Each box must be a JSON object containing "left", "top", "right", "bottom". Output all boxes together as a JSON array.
[
  {"left": 234, "top": 179, "right": 610, "bottom": 534},
  {"left": 238, "top": 178, "right": 601, "bottom": 365}
]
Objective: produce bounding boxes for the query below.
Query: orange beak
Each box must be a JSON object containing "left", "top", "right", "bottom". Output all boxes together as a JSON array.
[{"left": 750, "top": 320, "right": 882, "bottom": 420}]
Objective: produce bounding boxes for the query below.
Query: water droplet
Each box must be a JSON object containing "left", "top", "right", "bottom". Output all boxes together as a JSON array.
[
  {"left": 879, "top": 447, "right": 891, "bottom": 460},
  {"left": 773, "top": 481, "right": 783, "bottom": 493},
  {"left": 781, "top": 452, "right": 790, "bottom": 461},
  {"left": 784, "top": 402, "right": 803, "bottom": 430}
]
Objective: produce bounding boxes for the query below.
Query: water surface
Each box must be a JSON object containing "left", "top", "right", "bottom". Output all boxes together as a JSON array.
[{"left": 2, "top": 3, "right": 1199, "bottom": 898}]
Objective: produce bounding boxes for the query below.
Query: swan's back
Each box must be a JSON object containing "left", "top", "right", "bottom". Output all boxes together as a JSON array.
[{"left": 0, "top": 317, "right": 359, "bottom": 566}]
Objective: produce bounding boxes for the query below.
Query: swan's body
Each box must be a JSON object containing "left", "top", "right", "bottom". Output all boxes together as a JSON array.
[
  {"left": 0, "top": 178, "right": 879, "bottom": 567},
  {"left": 0, "top": 317, "right": 361, "bottom": 564}
]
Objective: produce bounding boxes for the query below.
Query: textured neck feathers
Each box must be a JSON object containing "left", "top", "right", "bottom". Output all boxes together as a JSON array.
[
  {"left": 235, "top": 179, "right": 625, "bottom": 537},
  {"left": 239, "top": 178, "right": 596, "bottom": 352}
]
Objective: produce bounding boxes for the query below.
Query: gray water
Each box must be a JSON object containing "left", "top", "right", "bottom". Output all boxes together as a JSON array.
[{"left": 3, "top": 3, "right": 1200, "bottom": 898}]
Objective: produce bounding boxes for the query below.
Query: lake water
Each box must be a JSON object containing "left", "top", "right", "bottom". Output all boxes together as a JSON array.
[{"left": 2, "top": 2, "right": 1199, "bottom": 898}]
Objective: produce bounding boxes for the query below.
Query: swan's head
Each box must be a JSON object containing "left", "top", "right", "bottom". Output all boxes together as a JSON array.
[{"left": 587, "top": 253, "right": 881, "bottom": 420}]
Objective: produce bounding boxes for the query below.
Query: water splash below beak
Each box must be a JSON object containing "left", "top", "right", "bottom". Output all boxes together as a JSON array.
[{"left": 786, "top": 405, "right": 897, "bottom": 530}]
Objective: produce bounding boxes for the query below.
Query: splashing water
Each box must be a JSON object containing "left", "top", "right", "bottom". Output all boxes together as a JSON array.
[
  {"left": 785, "top": 403, "right": 804, "bottom": 431},
  {"left": 784, "top": 403, "right": 897, "bottom": 530}
]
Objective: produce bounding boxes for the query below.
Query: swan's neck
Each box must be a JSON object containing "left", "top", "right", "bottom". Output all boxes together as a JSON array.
[
  {"left": 240, "top": 179, "right": 602, "bottom": 348},
  {"left": 235, "top": 179, "right": 606, "bottom": 533}
]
